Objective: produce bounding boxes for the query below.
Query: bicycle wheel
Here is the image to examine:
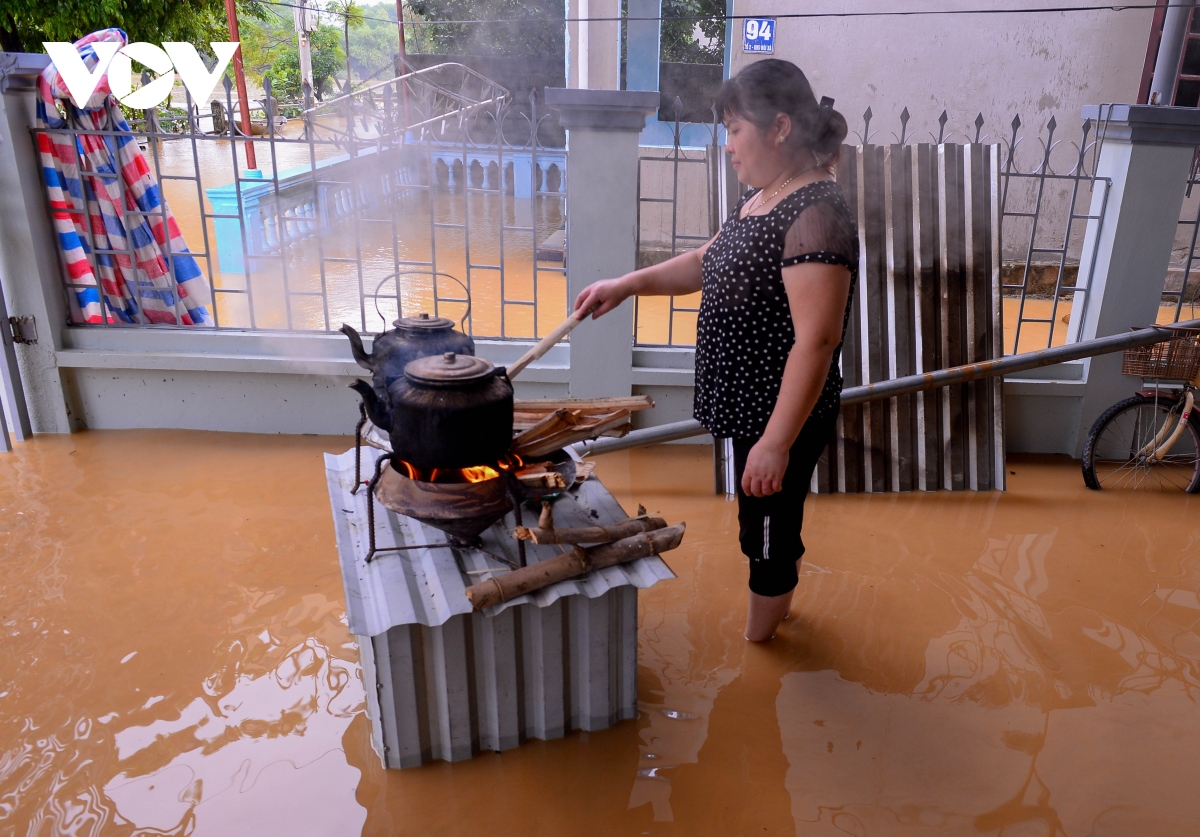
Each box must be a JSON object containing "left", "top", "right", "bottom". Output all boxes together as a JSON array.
[{"left": 1082, "top": 394, "right": 1200, "bottom": 492}]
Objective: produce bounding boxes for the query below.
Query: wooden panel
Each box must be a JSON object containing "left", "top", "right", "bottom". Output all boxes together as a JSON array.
[
  {"left": 912, "top": 143, "right": 942, "bottom": 491},
  {"left": 817, "top": 140, "right": 1004, "bottom": 494}
]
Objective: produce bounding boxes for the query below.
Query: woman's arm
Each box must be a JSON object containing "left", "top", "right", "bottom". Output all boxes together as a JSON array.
[
  {"left": 572, "top": 237, "right": 713, "bottom": 319},
  {"left": 741, "top": 261, "right": 852, "bottom": 497}
]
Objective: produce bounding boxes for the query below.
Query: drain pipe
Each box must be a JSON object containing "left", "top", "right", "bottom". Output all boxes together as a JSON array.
[
  {"left": 574, "top": 319, "right": 1200, "bottom": 456},
  {"left": 1149, "top": 0, "right": 1197, "bottom": 105}
]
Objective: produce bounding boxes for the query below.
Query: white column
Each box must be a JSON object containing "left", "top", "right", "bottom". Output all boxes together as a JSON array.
[
  {"left": 544, "top": 89, "right": 658, "bottom": 398},
  {"left": 567, "top": 0, "right": 621, "bottom": 90}
]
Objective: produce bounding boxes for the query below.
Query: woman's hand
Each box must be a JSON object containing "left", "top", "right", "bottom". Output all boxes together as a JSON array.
[
  {"left": 573, "top": 276, "right": 634, "bottom": 319},
  {"left": 741, "top": 438, "right": 790, "bottom": 497}
]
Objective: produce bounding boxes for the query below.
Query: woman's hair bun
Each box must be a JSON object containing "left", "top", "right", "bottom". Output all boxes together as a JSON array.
[{"left": 716, "top": 59, "right": 848, "bottom": 161}]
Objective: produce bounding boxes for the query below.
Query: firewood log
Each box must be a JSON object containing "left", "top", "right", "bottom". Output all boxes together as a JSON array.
[
  {"left": 514, "top": 470, "right": 567, "bottom": 490},
  {"left": 513, "top": 396, "right": 654, "bottom": 413},
  {"left": 465, "top": 523, "right": 685, "bottom": 610},
  {"left": 513, "top": 516, "right": 667, "bottom": 544},
  {"left": 511, "top": 410, "right": 631, "bottom": 459}
]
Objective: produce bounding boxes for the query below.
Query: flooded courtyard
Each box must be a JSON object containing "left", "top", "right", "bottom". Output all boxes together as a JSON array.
[
  {"left": 152, "top": 130, "right": 571, "bottom": 340},
  {"left": 3, "top": 431, "right": 1199, "bottom": 835}
]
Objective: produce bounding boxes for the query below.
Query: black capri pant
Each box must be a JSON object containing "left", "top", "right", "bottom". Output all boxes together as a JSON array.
[{"left": 731, "top": 406, "right": 838, "bottom": 598}]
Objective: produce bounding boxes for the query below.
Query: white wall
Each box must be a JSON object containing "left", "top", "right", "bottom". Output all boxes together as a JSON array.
[{"left": 730, "top": 0, "right": 1153, "bottom": 160}]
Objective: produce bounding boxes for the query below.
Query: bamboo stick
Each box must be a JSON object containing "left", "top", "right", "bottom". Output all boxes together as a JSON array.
[
  {"left": 465, "top": 524, "right": 686, "bottom": 610},
  {"left": 514, "top": 516, "right": 667, "bottom": 544},
  {"left": 507, "top": 310, "right": 590, "bottom": 380}
]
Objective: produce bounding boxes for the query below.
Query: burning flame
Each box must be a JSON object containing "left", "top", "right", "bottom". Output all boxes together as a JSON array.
[
  {"left": 495, "top": 452, "right": 524, "bottom": 471},
  {"left": 392, "top": 458, "right": 501, "bottom": 484},
  {"left": 460, "top": 465, "right": 500, "bottom": 483}
]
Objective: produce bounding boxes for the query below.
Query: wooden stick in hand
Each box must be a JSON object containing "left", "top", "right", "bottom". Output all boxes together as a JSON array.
[{"left": 507, "top": 307, "right": 592, "bottom": 380}]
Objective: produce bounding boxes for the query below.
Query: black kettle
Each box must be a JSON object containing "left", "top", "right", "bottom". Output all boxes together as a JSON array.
[
  {"left": 341, "top": 313, "right": 475, "bottom": 401},
  {"left": 351, "top": 352, "right": 514, "bottom": 471}
]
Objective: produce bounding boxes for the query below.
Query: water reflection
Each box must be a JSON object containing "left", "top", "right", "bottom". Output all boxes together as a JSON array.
[
  {"left": 4, "top": 437, "right": 1200, "bottom": 835},
  {"left": 0, "top": 432, "right": 367, "bottom": 835}
]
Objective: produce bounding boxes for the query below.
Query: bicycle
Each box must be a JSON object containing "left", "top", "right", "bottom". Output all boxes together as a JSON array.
[{"left": 1082, "top": 326, "right": 1200, "bottom": 492}]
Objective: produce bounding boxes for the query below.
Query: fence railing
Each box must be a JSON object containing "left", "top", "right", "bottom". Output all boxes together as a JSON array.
[
  {"left": 633, "top": 101, "right": 721, "bottom": 347},
  {"left": 632, "top": 106, "right": 1117, "bottom": 356},
  {"left": 32, "top": 63, "right": 568, "bottom": 340},
  {"left": 1166, "top": 150, "right": 1200, "bottom": 324}
]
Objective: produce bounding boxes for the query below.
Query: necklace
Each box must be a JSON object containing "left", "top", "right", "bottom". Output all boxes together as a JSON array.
[{"left": 746, "top": 161, "right": 820, "bottom": 216}]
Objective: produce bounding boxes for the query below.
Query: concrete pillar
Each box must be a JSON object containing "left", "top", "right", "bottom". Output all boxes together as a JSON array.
[
  {"left": 1068, "top": 104, "right": 1200, "bottom": 455},
  {"left": 544, "top": 88, "right": 658, "bottom": 398},
  {"left": 0, "top": 52, "right": 74, "bottom": 433}
]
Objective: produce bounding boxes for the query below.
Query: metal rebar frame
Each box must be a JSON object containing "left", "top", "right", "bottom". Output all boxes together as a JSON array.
[
  {"left": 1166, "top": 150, "right": 1200, "bottom": 324},
  {"left": 998, "top": 111, "right": 1112, "bottom": 354},
  {"left": 632, "top": 100, "right": 720, "bottom": 347},
  {"left": 29, "top": 63, "right": 566, "bottom": 339},
  {"left": 629, "top": 107, "right": 1114, "bottom": 355}
]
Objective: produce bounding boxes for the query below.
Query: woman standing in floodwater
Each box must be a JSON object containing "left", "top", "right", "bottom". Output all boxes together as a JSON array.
[{"left": 574, "top": 59, "right": 858, "bottom": 642}]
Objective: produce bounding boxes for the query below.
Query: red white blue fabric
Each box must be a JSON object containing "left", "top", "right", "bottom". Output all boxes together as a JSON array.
[{"left": 36, "top": 28, "right": 212, "bottom": 325}]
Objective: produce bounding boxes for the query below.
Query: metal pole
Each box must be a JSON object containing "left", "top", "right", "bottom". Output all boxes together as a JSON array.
[
  {"left": 395, "top": 0, "right": 408, "bottom": 66},
  {"left": 294, "top": 0, "right": 316, "bottom": 104},
  {"left": 1149, "top": 0, "right": 1196, "bottom": 105},
  {"left": 298, "top": 33, "right": 314, "bottom": 94},
  {"left": 224, "top": 0, "right": 258, "bottom": 170},
  {"left": 394, "top": 0, "right": 412, "bottom": 131},
  {"left": 575, "top": 318, "right": 1200, "bottom": 456},
  {"left": 1138, "top": 0, "right": 1170, "bottom": 103}
]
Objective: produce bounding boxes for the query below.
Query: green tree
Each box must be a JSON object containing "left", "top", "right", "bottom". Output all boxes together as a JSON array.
[
  {"left": 240, "top": 10, "right": 345, "bottom": 101},
  {"left": 405, "top": 0, "right": 563, "bottom": 60},
  {"left": 262, "top": 26, "right": 344, "bottom": 100},
  {"left": 660, "top": 0, "right": 724, "bottom": 64},
  {"left": 327, "top": 0, "right": 365, "bottom": 93},
  {"left": 1, "top": 0, "right": 263, "bottom": 54},
  {"left": 347, "top": 15, "right": 402, "bottom": 83}
]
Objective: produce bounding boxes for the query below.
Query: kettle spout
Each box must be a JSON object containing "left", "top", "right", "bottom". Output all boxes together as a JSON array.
[
  {"left": 340, "top": 324, "right": 374, "bottom": 371},
  {"left": 350, "top": 379, "right": 391, "bottom": 429}
]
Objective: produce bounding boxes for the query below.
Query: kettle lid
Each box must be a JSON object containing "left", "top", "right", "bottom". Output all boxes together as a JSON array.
[
  {"left": 394, "top": 312, "right": 455, "bottom": 331},
  {"left": 405, "top": 352, "right": 495, "bottom": 386}
]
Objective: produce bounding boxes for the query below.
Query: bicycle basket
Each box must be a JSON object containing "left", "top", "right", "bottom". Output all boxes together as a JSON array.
[{"left": 1121, "top": 328, "right": 1200, "bottom": 380}]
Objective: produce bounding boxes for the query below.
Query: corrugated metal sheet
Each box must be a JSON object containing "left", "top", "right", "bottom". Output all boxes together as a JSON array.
[
  {"left": 325, "top": 447, "right": 674, "bottom": 768},
  {"left": 325, "top": 447, "right": 675, "bottom": 637},
  {"left": 817, "top": 142, "right": 1005, "bottom": 494}
]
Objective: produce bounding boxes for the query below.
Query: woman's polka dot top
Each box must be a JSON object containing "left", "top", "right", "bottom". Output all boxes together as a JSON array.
[{"left": 694, "top": 179, "right": 859, "bottom": 440}]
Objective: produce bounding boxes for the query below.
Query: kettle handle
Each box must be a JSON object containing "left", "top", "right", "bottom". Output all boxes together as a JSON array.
[{"left": 372, "top": 270, "right": 473, "bottom": 332}]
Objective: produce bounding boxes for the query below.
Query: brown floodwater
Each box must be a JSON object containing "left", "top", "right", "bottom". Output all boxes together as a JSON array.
[{"left": 3, "top": 431, "right": 1200, "bottom": 834}]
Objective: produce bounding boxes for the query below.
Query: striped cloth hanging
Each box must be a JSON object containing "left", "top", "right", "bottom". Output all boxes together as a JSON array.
[{"left": 36, "top": 28, "right": 212, "bottom": 325}]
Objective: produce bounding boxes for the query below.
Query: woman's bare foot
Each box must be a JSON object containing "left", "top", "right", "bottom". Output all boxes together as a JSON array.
[{"left": 745, "top": 589, "right": 794, "bottom": 641}]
